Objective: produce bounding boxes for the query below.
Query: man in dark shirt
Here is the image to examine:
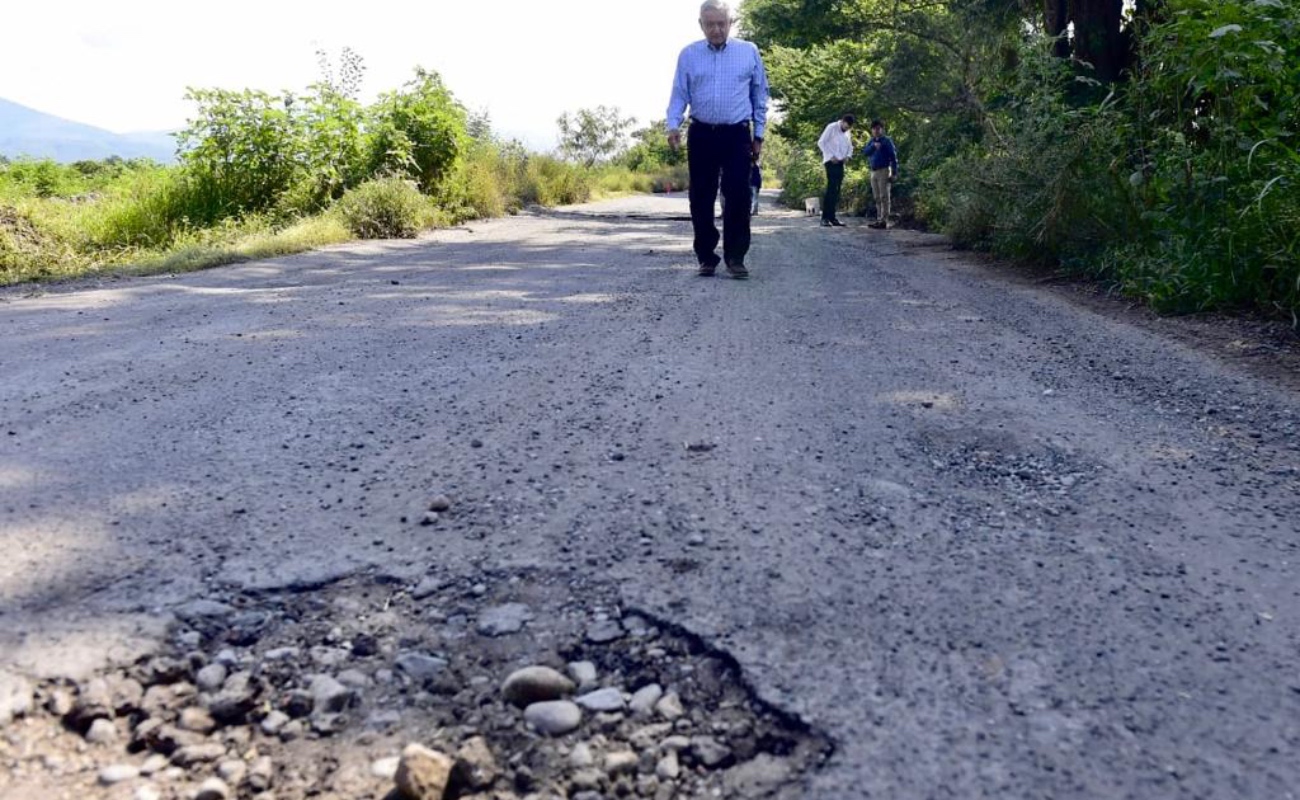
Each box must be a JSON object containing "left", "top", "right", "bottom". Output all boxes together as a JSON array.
[{"left": 861, "top": 119, "right": 899, "bottom": 229}]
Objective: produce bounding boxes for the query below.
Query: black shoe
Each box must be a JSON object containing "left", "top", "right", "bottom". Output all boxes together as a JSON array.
[
  {"left": 820, "top": 220, "right": 833, "bottom": 227},
  {"left": 698, "top": 262, "right": 717, "bottom": 277},
  {"left": 830, "top": 219, "right": 846, "bottom": 227},
  {"left": 725, "top": 261, "right": 749, "bottom": 280},
  {"left": 868, "top": 221, "right": 885, "bottom": 229}
]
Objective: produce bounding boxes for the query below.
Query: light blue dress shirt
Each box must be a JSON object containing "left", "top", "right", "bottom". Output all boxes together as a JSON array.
[{"left": 666, "top": 38, "right": 769, "bottom": 138}]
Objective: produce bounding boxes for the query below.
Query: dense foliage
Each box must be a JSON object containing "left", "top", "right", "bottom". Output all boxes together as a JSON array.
[{"left": 744, "top": 0, "right": 1300, "bottom": 319}]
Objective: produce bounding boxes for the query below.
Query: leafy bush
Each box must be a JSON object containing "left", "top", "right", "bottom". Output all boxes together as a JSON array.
[
  {"left": 522, "top": 157, "right": 591, "bottom": 206},
  {"left": 366, "top": 69, "right": 469, "bottom": 195},
  {"left": 335, "top": 177, "right": 434, "bottom": 239}
]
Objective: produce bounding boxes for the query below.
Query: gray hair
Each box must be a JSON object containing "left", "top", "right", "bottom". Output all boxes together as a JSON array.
[{"left": 699, "top": 1, "right": 733, "bottom": 19}]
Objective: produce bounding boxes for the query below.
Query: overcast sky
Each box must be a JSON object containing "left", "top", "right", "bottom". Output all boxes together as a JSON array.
[{"left": 1, "top": 0, "right": 746, "bottom": 151}]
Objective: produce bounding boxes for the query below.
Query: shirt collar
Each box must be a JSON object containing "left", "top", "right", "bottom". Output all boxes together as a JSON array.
[{"left": 707, "top": 40, "right": 728, "bottom": 52}]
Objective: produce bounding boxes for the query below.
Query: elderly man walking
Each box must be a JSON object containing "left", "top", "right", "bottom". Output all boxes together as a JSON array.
[{"left": 667, "top": 1, "right": 770, "bottom": 279}]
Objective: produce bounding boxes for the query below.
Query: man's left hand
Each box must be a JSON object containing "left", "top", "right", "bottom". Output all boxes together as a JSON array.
[{"left": 751, "top": 140, "right": 763, "bottom": 159}]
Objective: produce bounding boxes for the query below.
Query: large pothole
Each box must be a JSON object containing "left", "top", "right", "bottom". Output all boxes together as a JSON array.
[{"left": 1, "top": 568, "right": 832, "bottom": 799}]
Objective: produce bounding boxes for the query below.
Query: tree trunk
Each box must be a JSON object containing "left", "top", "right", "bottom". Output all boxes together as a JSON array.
[
  {"left": 1044, "top": 0, "right": 1071, "bottom": 59},
  {"left": 1069, "top": 0, "right": 1127, "bottom": 81}
]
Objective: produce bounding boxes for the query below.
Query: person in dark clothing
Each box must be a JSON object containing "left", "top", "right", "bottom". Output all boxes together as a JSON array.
[{"left": 861, "top": 119, "right": 899, "bottom": 229}]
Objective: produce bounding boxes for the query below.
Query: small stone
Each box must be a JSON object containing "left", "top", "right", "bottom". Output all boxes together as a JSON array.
[
  {"left": 395, "top": 743, "right": 455, "bottom": 800},
  {"left": 396, "top": 653, "right": 449, "bottom": 682},
  {"left": 570, "top": 769, "right": 605, "bottom": 793},
  {"left": 311, "top": 713, "right": 347, "bottom": 736},
  {"left": 69, "top": 678, "right": 113, "bottom": 731},
  {"left": 455, "top": 736, "right": 498, "bottom": 790},
  {"left": 179, "top": 706, "right": 217, "bottom": 734},
  {"left": 410, "top": 577, "right": 442, "bottom": 600},
  {"left": 569, "top": 742, "right": 596, "bottom": 769},
  {"left": 629, "top": 684, "right": 663, "bottom": 717},
  {"left": 99, "top": 764, "right": 140, "bottom": 785},
  {"left": 138, "top": 753, "right": 169, "bottom": 776},
  {"left": 135, "top": 786, "right": 162, "bottom": 800},
  {"left": 260, "top": 710, "right": 291, "bottom": 735},
  {"left": 278, "top": 719, "right": 305, "bottom": 741},
  {"left": 214, "top": 650, "right": 240, "bottom": 666},
  {"left": 428, "top": 495, "right": 453, "bottom": 513},
  {"left": 368, "top": 756, "right": 398, "bottom": 780},
  {"left": 604, "top": 750, "right": 639, "bottom": 776},
  {"left": 196, "top": 664, "right": 228, "bottom": 693},
  {"left": 309, "top": 675, "right": 358, "bottom": 714},
  {"left": 208, "top": 671, "right": 258, "bottom": 724},
  {"left": 195, "top": 777, "right": 230, "bottom": 800},
  {"left": 45, "top": 687, "right": 75, "bottom": 717},
  {"left": 655, "top": 751, "right": 680, "bottom": 780},
  {"left": 263, "top": 647, "right": 300, "bottom": 662},
  {"left": 247, "top": 756, "right": 274, "bottom": 793},
  {"left": 524, "top": 701, "right": 583, "bottom": 736},
  {"left": 655, "top": 692, "right": 684, "bottom": 721},
  {"left": 629, "top": 723, "right": 674, "bottom": 750},
  {"left": 575, "top": 687, "right": 625, "bottom": 712},
  {"left": 689, "top": 736, "right": 733, "bottom": 769},
  {"left": 217, "top": 760, "right": 247, "bottom": 785},
  {"left": 81, "top": 715, "right": 118, "bottom": 745},
  {"left": 171, "top": 742, "right": 227, "bottom": 767},
  {"left": 501, "top": 666, "right": 576, "bottom": 708},
  {"left": 337, "top": 669, "right": 371, "bottom": 689},
  {"left": 567, "top": 661, "right": 598, "bottom": 688},
  {"left": 585, "top": 619, "right": 624, "bottom": 644},
  {"left": 0, "top": 671, "right": 32, "bottom": 728},
  {"left": 660, "top": 735, "right": 691, "bottom": 752},
  {"left": 476, "top": 603, "right": 533, "bottom": 637}
]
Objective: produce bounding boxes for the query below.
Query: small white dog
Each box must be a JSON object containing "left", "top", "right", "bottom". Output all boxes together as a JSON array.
[{"left": 804, "top": 197, "right": 821, "bottom": 216}]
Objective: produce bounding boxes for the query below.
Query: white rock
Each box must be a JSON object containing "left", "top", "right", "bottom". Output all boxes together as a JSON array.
[
  {"left": 568, "top": 742, "right": 596, "bottom": 769},
  {"left": 371, "top": 755, "right": 401, "bottom": 780},
  {"left": 135, "top": 786, "right": 162, "bottom": 800},
  {"left": 567, "top": 661, "right": 598, "bottom": 688},
  {"left": 575, "top": 687, "right": 625, "bottom": 712},
  {"left": 85, "top": 717, "right": 119, "bottom": 744},
  {"left": 656, "top": 751, "right": 681, "bottom": 780},
  {"left": 98, "top": 764, "right": 140, "bottom": 785},
  {"left": 194, "top": 777, "right": 230, "bottom": 800},
  {"left": 655, "top": 692, "right": 685, "bottom": 720},
  {"left": 217, "top": 759, "right": 247, "bottom": 785},
  {"left": 524, "top": 700, "right": 583, "bottom": 736},
  {"left": 139, "top": 754, "right": 169, "bottom": 776},
  {"left": 629, "top": 684, "right": 664, "bottom": 716},
  {"left": 0, "top": 671, "right": 34, "bottom": 726},
  {"left": 604, "top": 750, "right": 638, "bottom": 776},
  {"left": 195, "top": 664, "right": 228, "bottom": 693},
  {"left": 476, "top": 603, "right": 533, "bottom": 636}
]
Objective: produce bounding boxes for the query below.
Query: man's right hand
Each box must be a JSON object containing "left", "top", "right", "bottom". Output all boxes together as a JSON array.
[{"left": 668, "top": 130, "right": 681, "bottom": 151}]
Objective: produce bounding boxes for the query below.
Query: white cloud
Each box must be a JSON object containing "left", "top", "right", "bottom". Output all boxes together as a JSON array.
[{"left": 0, "top": 0, "right": 746, "bottom": 149}]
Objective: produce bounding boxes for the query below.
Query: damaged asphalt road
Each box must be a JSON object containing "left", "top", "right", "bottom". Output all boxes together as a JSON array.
[{"left": 2, "top": 193, "right": 1299, "bottom": 798}]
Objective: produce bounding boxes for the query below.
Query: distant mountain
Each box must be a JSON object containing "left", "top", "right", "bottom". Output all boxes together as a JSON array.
[{"left": 0, "top": 98, "right": 177, "bottom": 163}]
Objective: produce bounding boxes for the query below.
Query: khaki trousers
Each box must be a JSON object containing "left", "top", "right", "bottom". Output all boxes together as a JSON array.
[{"left": 870, "top": 167, "right": 892, "bottom": 224}]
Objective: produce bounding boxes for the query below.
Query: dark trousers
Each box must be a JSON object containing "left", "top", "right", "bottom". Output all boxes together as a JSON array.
[
  {"left": 687, "top": 123, "right": 752, "bottom": 266},
  {"left": 823, "top": 161, "right": 844, "bottom": 222}
]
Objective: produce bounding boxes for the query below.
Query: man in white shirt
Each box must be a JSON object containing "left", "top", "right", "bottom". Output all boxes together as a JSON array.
[{"left": 816, "top": 114, "right": 856, "bottom": 227}]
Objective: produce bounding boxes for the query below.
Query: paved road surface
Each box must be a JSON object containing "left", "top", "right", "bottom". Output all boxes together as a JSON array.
[{"left": 3, "top": 193, "right": 1299, "bottom": 797}]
